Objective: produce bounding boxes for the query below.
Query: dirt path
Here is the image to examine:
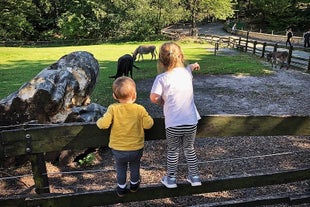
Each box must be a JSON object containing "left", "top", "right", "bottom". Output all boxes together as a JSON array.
[
  {"left": 197, "top": 22, "right": 310, "bottom": 60},
  {"left": 197, "top": 22, "right": 232, "bottom": 37}
]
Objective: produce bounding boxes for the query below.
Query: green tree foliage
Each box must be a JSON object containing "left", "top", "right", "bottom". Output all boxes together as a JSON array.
[
  {"left": 29, "top": 0, "right": 60, "bottom": 39},
  {"left": 103, "top": 0, "right": 185, "bottom": 41},
  {"left": 0, "top": 0, "right": 308, "bottom": 41},
  {"left": 0, "top": 0, "right": 34, "bottom": 40},
  {"left": 235, "top": 0, "right": 310, "bottom": 34},
  {"left": 250, "top": 0, "right": 296, "bottom": 30},
  {"left": 183, "top": 0, "right": 234, "bottom": 29},
  {"left": 57, "top": 0, "right": 107, "bottom": 40},
  {"left": 0, "top": 0, "right": 233, "bottom": 41}
]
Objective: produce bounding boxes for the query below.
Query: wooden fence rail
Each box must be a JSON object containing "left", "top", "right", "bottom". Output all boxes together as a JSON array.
[
  {"left": 0, "top": 115, "right": 310, "bottom": 206},
  {"left": 199, "top": 34, "right": 310, "bottom": 72},
  {"left": 1, "top": 168, "right": 309, "bottom": 207}
]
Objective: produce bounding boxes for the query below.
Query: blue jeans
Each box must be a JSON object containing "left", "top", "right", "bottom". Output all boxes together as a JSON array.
[{"left": 112, "top": 149, "right": 143, "bottom": 185}]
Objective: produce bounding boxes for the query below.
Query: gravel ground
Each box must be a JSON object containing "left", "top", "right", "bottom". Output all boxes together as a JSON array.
[
  {"left": 136, "top": 63, "right": 310, "bottom": 118},
  {"left": 2, "top": 57, "right": 309, "bottom": 206},
  {"left": 1, "top": 23, "right": 310, "bottom": 206},
  {"left": 1, "top": 45, "right": 310, "bottom": 206},
  {"left": 130, "top": 58, "right": 310, "bottom": 206},
  {"left": 2, "top": 135, "right": 309, "bottom": 206}
]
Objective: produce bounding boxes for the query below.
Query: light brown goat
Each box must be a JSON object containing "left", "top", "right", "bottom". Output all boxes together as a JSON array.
[{"left": 266, "top": 51, "right": 289, "bottom": 69}]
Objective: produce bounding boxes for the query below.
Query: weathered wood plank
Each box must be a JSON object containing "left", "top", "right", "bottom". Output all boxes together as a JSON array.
[
  {"left": 0, "top": 123, "right": 110, "bottom": 157},
  {"left": 290, "top": 192, "right": 310, "bottom": 205},
  {"left": 0, "top": 168, "right": 309, "bottom": 207},
  {"left": 196, "top": 115, "right": 310, "bottom": 138},
  {"left": 193, "top": 193, "right": 309, "bottom": 207},
  {"left": 0, "top": 116, "right": 309, "bottom": 158}
]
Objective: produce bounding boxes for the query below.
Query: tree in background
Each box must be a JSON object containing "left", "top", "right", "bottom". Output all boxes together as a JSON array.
[
  {"left": 153, "top": 0, "right": 186, "bottom": 35},
  {"left": 57, "top": 0, "right": 107, "bottom": 40},
  {"left": 2, "top": 0, "right": 308, "bottom": 41},
  {"left": 103, "top": 0, "right": 186, "bottom": 41},
  {"left": 29, "top": 0, "right": 62, "bottom": 39},
  {"left": 0, "top": 0, "right": 233, "bottom": 41},
  {"left": 234, "top": 0, "right": 310, "bottom": 35},
  {"left": 0, "top": 0, "right": 34, "bottom": 40},
  {"left": 183, "top": 0, "right": 234, "bottom": 35},
  {"left": 249, "top": 0, "right": 297, "bottom": 31}
]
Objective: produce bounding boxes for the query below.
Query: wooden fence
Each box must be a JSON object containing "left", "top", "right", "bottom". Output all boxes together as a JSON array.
[
  {"left": 1, "top": 115, "right": 310, "bottom": 207},
  {"left": 198, "top": 33, "right": 310, "bottom": 72}
]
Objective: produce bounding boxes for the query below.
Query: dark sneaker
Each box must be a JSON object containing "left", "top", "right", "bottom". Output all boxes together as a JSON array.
[
  {"left": 129, "top": 181, "right": 140, "bottom": 192},
  {"left": 116, "top": 186, "right": 127, "bottom": 197},
  {"left": 161, "top": 176, "right": 177, "bottom": 188},
  {"left": 187, "top": 175, "right": 202, "bottom": 186}
]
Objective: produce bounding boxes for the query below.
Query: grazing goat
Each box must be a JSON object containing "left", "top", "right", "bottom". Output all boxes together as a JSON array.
[
  {"left": 266, "top": 51, "right": 289, "bottom": 69},
  {"left": 132, "top": 45, "right": 157, "bottom": 61},
  {"left": 109, "top": 54, "right": 139, "bottom": 79}
]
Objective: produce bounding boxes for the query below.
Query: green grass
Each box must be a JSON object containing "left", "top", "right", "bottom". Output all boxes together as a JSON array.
[{"left": 0, "top": 41, "right": 272, "bottom": 106}]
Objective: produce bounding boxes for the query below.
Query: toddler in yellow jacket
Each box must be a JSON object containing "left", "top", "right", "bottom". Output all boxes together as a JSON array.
[{"left": 96, "top": 76, "right": 154, "bottom": 197}]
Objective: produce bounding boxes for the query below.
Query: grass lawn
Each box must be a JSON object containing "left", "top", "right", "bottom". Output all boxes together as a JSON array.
[{"left": 0, "top": 40, "right": 272, "bottom": 107}]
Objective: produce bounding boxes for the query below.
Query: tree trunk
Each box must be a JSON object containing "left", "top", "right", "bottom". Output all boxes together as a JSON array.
[{"left": 0, "top": 51, "right": 101, "bottom": 126}]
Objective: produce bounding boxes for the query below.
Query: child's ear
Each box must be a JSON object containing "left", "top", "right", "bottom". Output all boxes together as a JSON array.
[{"left": 113, "top": 93, "right": 118, "bottom": 100}]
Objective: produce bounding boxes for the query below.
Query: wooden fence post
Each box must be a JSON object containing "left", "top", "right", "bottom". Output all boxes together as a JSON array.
[
  {"left": 261, "top": 42, "right": 266, "bottom": 58},
  {"left": 245, "top": 31, "right": 249, "bottom": 52},
  {"left": 273, "top": 43, "right": 278, "bottom": 52},
  {"left": 288, "top": 46, "right": 293, "bottom": 66},
  {"left": 29, "top": 153, "right": 50, "bottom": 194},
  {"left": 24, "top": 132, "right": 50, "bottom": 194},
  {"left": 214, "top": 41, "right": 219, "bottom": 55}
]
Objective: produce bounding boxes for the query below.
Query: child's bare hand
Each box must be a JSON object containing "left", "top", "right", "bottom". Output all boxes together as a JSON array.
[{"left": 190, "top": 62, "right": 200, "bottom": 71}]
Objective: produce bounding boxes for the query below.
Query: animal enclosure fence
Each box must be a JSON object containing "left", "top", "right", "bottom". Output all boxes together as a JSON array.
[
  {"left": 162, "top": 26, "right": 310, "bottom": 72},
  {"left": 0, "top": 115, "right": 309, "bottom": 207},
  {"left": 198, "top": 33, "right": 310, "bottom": 72}
]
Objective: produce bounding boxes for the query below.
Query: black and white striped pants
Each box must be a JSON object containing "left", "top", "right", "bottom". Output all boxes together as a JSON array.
[{"left": 165, "top": 124, "right": 199, "bottom": 178}]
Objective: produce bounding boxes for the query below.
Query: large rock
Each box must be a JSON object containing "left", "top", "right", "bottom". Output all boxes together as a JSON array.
[{"left": 0, "top": 51, "right": 103, "bottom": 126}]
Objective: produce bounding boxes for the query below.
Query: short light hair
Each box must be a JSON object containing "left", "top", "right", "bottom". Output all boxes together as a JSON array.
[{"left": 112, "top": 76, "right": 136, "bottom": 100}]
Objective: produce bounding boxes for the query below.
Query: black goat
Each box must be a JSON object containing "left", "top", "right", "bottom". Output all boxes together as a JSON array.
[{"left": 109, "top": 54, "right": 139, "bottom": 79}]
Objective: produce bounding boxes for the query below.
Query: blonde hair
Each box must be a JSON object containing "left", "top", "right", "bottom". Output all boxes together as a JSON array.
[
  {"left": 157, "top": 42, "right": 185, "bottom": 73},
  {"left": 112, "top": 76, "right": 136, "bottom": 100}
]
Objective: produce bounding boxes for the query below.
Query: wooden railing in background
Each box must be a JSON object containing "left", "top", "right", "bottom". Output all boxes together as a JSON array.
[
  {"left": 199, "top": 33, "right": 310, "bottom": 72},
  {"left": 161, "top": 28, "right": 310, "bottom": 72}
]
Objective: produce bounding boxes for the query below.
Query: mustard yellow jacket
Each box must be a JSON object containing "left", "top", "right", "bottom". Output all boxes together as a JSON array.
[{"left": 96, "top": 103, "right": 154, "bottom": 150}]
